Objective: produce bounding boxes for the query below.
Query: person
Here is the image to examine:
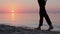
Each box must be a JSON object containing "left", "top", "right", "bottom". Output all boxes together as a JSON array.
[{"left": 35, "top": 0, "right": 53, "bottom": 31}]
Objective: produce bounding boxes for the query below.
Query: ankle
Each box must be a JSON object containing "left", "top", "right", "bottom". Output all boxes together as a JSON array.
[{"left": 38, "top": 26, "right": 41, "bottom": 28}]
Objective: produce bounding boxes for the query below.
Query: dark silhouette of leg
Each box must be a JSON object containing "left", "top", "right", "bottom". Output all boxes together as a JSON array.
[
  {"left": 38, "top": 12, "right": 44, "bottom": 28},
  {"left": 42, "top": 6, "right": 52, "bottom": 27},
  {"left": 44, "top": 13, "right": 52, "bottom": 27},
  {"left": 44, "top": 13, "right": 53, "bottom": 31},
  {"left": 39, "top": 16, "right": 43, "bottom": 27},
  {"left": 43, "top": 6, "right": 53, "bottom": 31},
  {"left": 35, "top": 8, "right": 44, "bottom": 30}
]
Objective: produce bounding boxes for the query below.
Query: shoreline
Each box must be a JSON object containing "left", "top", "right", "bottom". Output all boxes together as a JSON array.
[{"left": 0, "top": 24, "right": 60, "bottom": 34}]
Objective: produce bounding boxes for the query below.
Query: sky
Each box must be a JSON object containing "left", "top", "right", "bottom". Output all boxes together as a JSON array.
[{"left": 0, "top": 0, "right": 60, "bottom": 13}]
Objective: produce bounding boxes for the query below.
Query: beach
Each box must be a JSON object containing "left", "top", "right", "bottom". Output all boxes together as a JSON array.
[{"left": 0, "top": 24, "right": 60, "bottom": 34}]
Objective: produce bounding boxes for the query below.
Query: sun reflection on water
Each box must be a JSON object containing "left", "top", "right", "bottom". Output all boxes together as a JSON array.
[{"left": 11, "top": 10, "right": 15, "bottom": 21}]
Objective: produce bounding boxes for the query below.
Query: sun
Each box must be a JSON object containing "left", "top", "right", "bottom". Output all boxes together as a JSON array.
[
  {"left": 11, "top": 8, "right": 15, "bottom": 21},
  {"left": 11, "top": 7, "right": 15, "bottom": 12},
  {"left": 11, "top": 10, "right": 14, "bottom": 13}
]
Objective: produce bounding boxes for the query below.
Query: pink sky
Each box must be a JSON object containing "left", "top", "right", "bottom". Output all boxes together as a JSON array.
[{"left": 0, "top": 0, "right": 60, "bottom": 13}]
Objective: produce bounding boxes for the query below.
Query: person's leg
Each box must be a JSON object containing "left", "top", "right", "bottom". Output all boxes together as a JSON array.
[
  {"left": 45, "top": 13, "right": 53, "bottom": 31},
  {"left": 35, "top": 14, "right": 43, "bottom": 30},
  {"left": 44, "top": 11, "right": 53, "bottom": 30},
  {"left": 44, "top": 12, "right": 52, "bottom": 27},
  {"left": 38, "top": 7, "right": 44, "bottom": 28},
  {"left": 42, "top": 6, "right": 52, "bottom": 27},
  {"left": 38, "top": 14, "right": 43, "bottom": 28},
  {"left": 35, "top": 8, "right": 44, "bottom": 30}
]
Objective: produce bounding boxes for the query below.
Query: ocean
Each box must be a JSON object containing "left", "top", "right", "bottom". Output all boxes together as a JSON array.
[{"left": 0, "top": 13, "right": 60, "bottom": 31}]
